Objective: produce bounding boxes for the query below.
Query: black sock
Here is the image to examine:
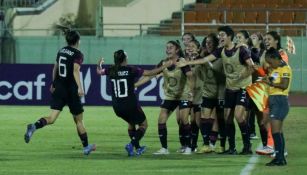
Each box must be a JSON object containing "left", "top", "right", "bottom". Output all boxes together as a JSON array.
[
  {"left": 210, "top": 131, "right": 218, "bottom": 146},
  {"left": 238, "top": 122, "right": 250, "bottom": 148},
  {"left": 179, "top": 124, "right": 185, "bottom": 147},
  {"left": 248, "top": 110, "right": 256, "bottom": 135},
  {"left": 226, "top": 123, "right": 236, "bottom": 150},
  {"left": 272, "top": 133, "right": 283, "bottom": 160},
  {"left": 128, "top": 128, "right": 136, "bottom": 140},
  {"left": 158, "top": 123, "right": 167, "bottom": 149},
  {"left": 200, "top": 118, "right": 214, "bottom": 145},
  {"left": 131, "top": 127, "right": 146, "bottom": 149},
  {"left": 259, "top": 124, "right": 268, "bottom": 146},
  {"left": 217, "top": 116, "right": 226, "bottom": 147},
  {"left": 182, "top": 124, "right": 191, "bottom": 147},
  {"left": 34, "top": 118, "right": 47, "bottom": 129},
  {"left": 190, "top": 121, "right": 199, "bottom": 148},
  {"left": 78, "top": 132, "right": 88, "bottom": 147}
]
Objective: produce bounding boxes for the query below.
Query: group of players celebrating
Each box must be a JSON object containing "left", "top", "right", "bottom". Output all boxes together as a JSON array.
[{"left": 24, "top": 25, "right": 292, "bottom": 167}]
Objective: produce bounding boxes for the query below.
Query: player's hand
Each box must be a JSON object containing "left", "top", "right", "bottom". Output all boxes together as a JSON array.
[
  {"left": 97, "top": 58, "right": 104, "bottom": 68},
  {"left": 176, "top": 59, "right": 188, "bottom": 67},
  {"left": 49, "top": 84, "right": 55, "bottom": 93},
  {"left": 188, "top": 92, "right": 194, "bottom": 101},
  {"left": 253, "top": 64, "right": 260, "bottom": 70},
  {"left": 78, "top": 87, "right": 84, "bottom": 97},
  {"left": 262, "top": 76, "right": 271, "bottom": 84},
  {"left": 98, "top": 58, "right": 104, "bottom": 67},
  {"left": 96, "top": 58, "right": 105, "bottom": 75},
  {"left": 227, "top": 73, "right": 240, "bottom": 80},
  {"left": 236, "top": 43, "right": 248, "bottom": 48}
]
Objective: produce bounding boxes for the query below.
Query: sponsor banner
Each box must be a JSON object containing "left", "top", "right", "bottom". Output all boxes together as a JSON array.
[{"left": 0, "top": 64, "right": 164, "bottom": 106}]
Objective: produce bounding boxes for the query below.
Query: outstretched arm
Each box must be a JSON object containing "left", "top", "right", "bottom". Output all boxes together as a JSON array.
[
  {"left": 135, "top": 75, "right": 154, "bottom": 88},
  {"left": 142, "top": 60, "right": 172, "bottom": 76},
  {"left": 177, "top": 54, "right": 217, "bottom": 67}
]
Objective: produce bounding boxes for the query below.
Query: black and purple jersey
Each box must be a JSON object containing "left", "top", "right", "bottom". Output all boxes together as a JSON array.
[
  {"left": 105, "top": 66, "right": 144, "bottom": 102},
  {"left": 54, "top": 46, "right": 83, "bottom": 87}
]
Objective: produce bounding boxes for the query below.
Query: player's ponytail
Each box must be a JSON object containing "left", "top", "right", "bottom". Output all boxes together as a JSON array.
[
  {"left": 109, "top": 50, "right": 127, "bottom": 77},
  {"left": 56, "top": 24, "right": 80, "bottom": 46}
]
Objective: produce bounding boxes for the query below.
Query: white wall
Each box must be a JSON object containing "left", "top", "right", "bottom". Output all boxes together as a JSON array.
[
  {"left": 103, "top": 0, "right": 195, "bottom": 36},
  {"left": 13, "top": 0, "right": 80, "bottom": 36}
]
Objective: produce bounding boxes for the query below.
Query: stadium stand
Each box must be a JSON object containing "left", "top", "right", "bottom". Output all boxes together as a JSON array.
[{"left": 147, "top": 0, "right": 307, "bottom": 36}]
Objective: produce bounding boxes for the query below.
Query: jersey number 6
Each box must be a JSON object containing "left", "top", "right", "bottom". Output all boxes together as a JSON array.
[{"left": 59, "top": 56, "right": 67, "bottom": 78}]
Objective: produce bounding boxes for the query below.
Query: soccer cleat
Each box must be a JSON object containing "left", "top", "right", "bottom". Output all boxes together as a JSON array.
[
  {"left": 239, "top": 145, "right": 253, "bottom": 155},
  {"left": 176, "top": 146, "right": 186, "bottom": 153},
  {"left": 136, "top": 146, "right": 146, "bottom": 156},
  {"left": 219, "top": 148, "right": 237, "bottom": 155},
  {"left": 125, "top": 143, "right": 134, "bottom": 157},
  {"left": 265, "top": 158, "right": 287, "bottom": 166},
  {"left": 270, "top": 151, "right": 288, "bottom": 158},
  {"left": 256, "top": 146, "right": 274, "bottom": 155},
  {"left": 197, "top": 145, "right": 212, "bottom": 154},
  {"left": 153, "top": 148, "right": 170, "bottom": 155},
  {"left": 191, "top": 146, "right": 198, "bottom": 153},
  {"left": 250, "top": 133, "right": 259, "bottom": 140},
  {"left": 182, "top": 147, "right": 192, "bottom": 155},
  {"left": 24, "top": 124, "right": 36, "bottom": 143},
  {"left": 83, "top": 144, "right": 96, "bottom": 155},
  {"left": 214, "top": 146, "right": 225, "bottom": 153}
]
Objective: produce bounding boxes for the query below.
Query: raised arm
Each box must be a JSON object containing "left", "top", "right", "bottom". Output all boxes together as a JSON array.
[
  {"left": 96, "top": 58, "right": 106, "bottom": 75},
  {"left": 177, "top": 54, "right": 217, "bottom": 67}
]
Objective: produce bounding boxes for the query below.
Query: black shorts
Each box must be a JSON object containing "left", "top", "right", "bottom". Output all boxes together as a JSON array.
[
  {"left": 161, "top": 100, "right": 192, "bottom": 111},
  {"left": 201, "top": 97, "right": 218, "bottom": 109},
  {"left": 269, "top": 95, "right": 289, "bottom": 121},
  {"left": 50, "top": 85, "right": 84, "bottom": 115},
  {"left": 224, "top": 88, "right": 249, "bottom": 109},
  {"left": 112, "top": 101, "right": 146, "bottom": 125},
  {"left": 192, "top": 104, "right": 201, "bottom": 113}
]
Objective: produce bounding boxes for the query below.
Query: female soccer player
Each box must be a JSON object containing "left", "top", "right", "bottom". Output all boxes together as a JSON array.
[
  {"left": 96, "top": 50, "right": 172, "bottom": 156},
  {"left": 177, "top": 32, "right": 196, "bottom": 153},
  {"left": 237, "top": 30, "right": 262, "bottom": 140},
  {"left": 153, "top": 40, "right": 195, "bottom": 155},
  {"left": 184, "top": 39, "right": 202, "bottom": 152},
  {"left": 197, "top": 33, "right": 226, "bottom": 153},
  {"left": 264, "top": 48, "right": 291, "bottom": 166},
  {"left": 177, "top": 26, "right": 255, "bottom": 155},
  {"left": 24, "top": 28, "right": 96, "bottom": 155},
  {"left": 182, "top": 32, "right": 196, "bottom": 48}
]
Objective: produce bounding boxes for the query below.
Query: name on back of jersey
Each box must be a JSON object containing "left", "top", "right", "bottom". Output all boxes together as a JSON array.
[
  {"left": 60, "top": 48, "right": 74, "bottom": 56},
  {"left": 118, "top": 71, "right": 129, "bottom": 76}
]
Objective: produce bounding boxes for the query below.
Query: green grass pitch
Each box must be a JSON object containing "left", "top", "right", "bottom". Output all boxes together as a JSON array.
[{"left": 0, "top": 106, "right": 306, "bottom": 175}]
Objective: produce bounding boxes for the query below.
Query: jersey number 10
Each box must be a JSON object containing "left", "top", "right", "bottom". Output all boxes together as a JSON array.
[{"left": 111, "top": 79, "right": 128, "bottom": 98}]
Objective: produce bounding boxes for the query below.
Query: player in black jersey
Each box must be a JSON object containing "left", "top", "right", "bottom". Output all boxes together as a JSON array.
[
  {"left": 24, "top": 28, "right": 96, "bottom": 155},
  {"left": 97, "top": 50, "right": 172, "bottom": 156}
]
